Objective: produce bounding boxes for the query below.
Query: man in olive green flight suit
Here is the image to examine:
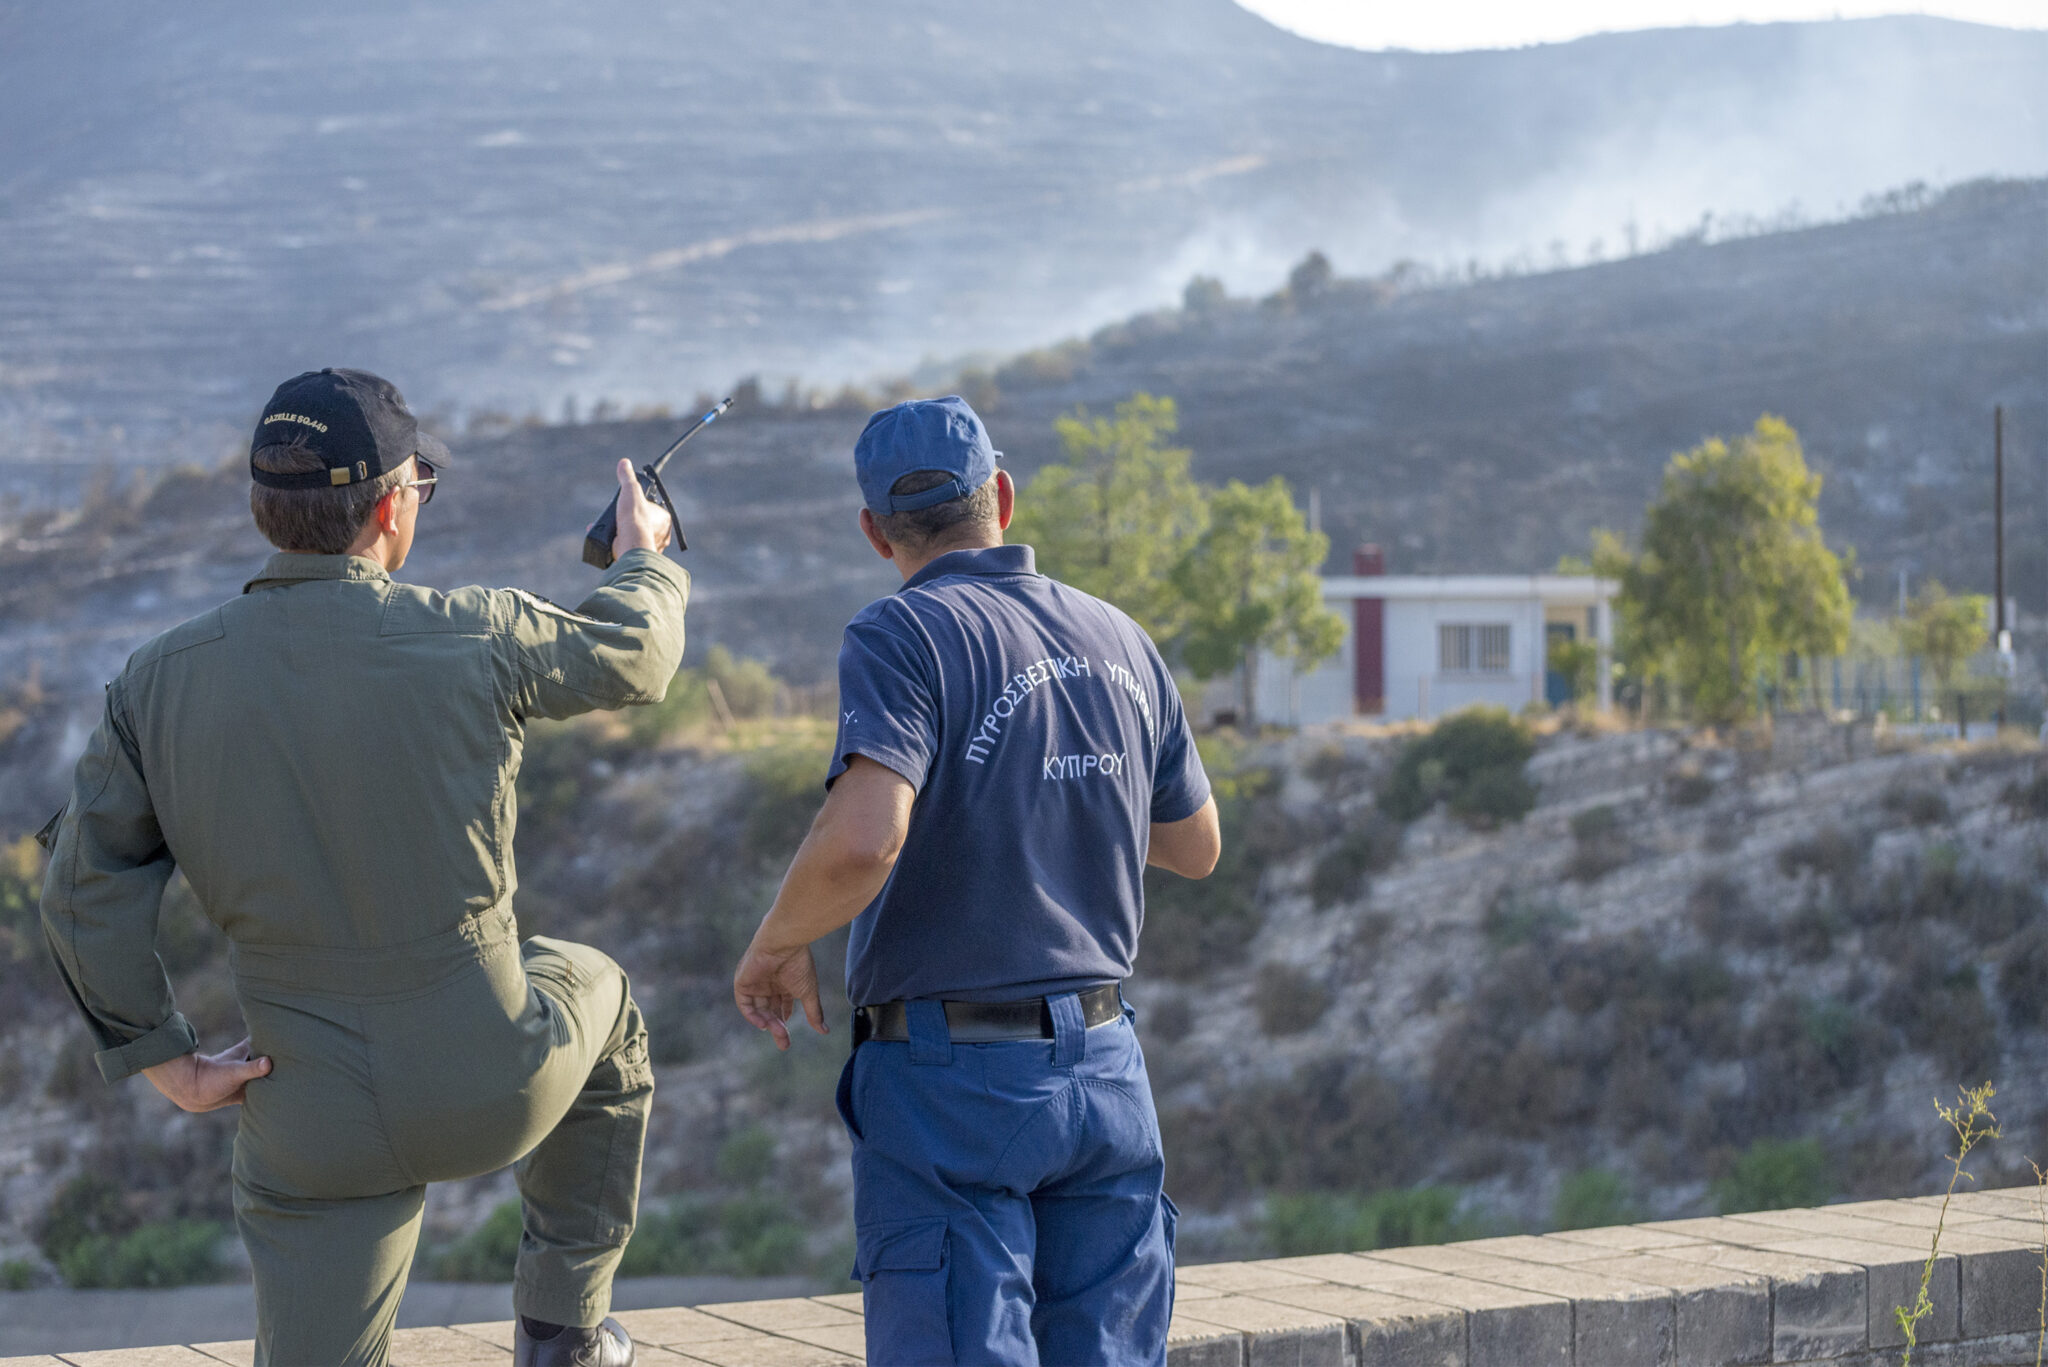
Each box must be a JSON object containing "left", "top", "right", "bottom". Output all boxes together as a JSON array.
[{"left": 39, "top": 368, "right": 683, "bottom": 1367}]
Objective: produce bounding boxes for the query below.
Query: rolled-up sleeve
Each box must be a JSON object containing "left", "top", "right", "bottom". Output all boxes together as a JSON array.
[
  {"left": 40, "top": 686, "right": 195, "bottom": 1083},
  {"left": 504, "top": 549, "right": 690, "bottom": 720}
]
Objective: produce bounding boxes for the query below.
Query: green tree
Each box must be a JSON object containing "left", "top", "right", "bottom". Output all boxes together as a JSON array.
[
  {"left": 1009, "top": 394, "right": 1209, "bottom": 641},
  {"left": 1896, "top": 581, "right": 1988, "bottom": 688},
  {"left": 1170, "top": 477, "right": 1342, "bottom": 723},
  {"left": 1604, "top": 416, "right": 1853, "bottom": 720}
]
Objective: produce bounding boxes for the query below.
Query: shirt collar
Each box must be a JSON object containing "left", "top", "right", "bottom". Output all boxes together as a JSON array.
[
  {"left": 900, "top": 543, "right": 1037, "bottom": 593},
  {"left": 243, "top": 553, "right": 393, "bottom": 594}
]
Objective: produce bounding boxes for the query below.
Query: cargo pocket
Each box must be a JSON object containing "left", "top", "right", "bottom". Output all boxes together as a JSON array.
[
  {"left": 35, "top": 804, "right": 65, "bottom": 853},
  {"left": 855, "top": 1217, "right": 950, "bottom": 1365}
]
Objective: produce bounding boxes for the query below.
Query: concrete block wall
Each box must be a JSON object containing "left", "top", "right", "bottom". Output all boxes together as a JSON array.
[{"left": 6, "top": 1187, "right": 2046, "bottom": 1366}]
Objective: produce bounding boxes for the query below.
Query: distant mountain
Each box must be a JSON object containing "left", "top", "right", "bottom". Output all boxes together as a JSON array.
[
  {"left": 984, "top": 179, "right": 2048, "bottom": 612},
  {"left": 0, "top": 0, "right": 2043, "bottom": 497},
  {"left": 3, "top": 178, "right": 2042, "bottom": 755}
]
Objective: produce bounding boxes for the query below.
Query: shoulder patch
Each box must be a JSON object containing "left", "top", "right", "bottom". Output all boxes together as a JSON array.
[{"left": 506, "top": 587, "right": 605, "bottom": 627}]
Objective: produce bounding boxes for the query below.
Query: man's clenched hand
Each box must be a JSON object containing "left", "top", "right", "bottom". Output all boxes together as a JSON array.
[
  {"left": 142, "top": 1037, "right": 272, "bottom": 1112},
  {"left": 609, "top": 457, "right": 674, "bottom": 559}
]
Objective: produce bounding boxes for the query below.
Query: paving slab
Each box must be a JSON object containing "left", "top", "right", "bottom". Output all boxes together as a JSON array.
[
  {"left": 1358, "top": 1273, "right": 1569, "bottom": 1367},
  {"left": 0, "top": 1359, "right": 69, "bottom": 1366},
  {"left": 1361, "top": 1244, "right": 1512, "bottom": 1274},
  {"left": 448, "top": 1324, "right": 515, "bottom": 1351},
  {"left": 695, "top": 1300, "right": 864, "bottom": 1333},
  {"left": 1437, "top": 1258, "right": 1673, "bottom": 1367},
  {"left": 1746, "top": 1236, "right": 1958, "bottom": 1348},
  {"left": 1455, "top": 1234, "right": 1610, "bottom": 1265},
  {"left": 1165, "top": 1306, "right": 1245, "bottom": 1367},
  {"left": 1550, "top": 1225, "right": 1712, "bottom": 1255},
  {"left": 388, "top": 1326, "right": 508, "bottom": 1364},
  {"left": 1174, "top": 1262, "right": 1324, "bottom": 1293},
  {"left": 1945, "top": 1190, "right": 2044, "bottom": 1222},
  {"left": 1239, "top": 1283, "right": 1465, "bottom": 1367},
  {"left": 1634, "top": 1216, "right": 1785, "bottom": 1245},
  {"left": 1261, "top": 1253, "right": 1403, "bottom": 1284},
  {"left": 806, "top": 1295, "right": 865, "bottom": 1315},
  {"left": 1166, "top": 1294, "right": 1346, "bottom": 1367},
  {"left": 1575, "top": 1254, "right": 1770, "bottom": 1367},
  {"left": 1654, "top": 1242, "right": 1867, "bottom": 1360},
  {"left": 1828, "top": 1199, "right": 1999, "bottom": 1230},
  {"left": 774, "top": 1324, "right": 866, "bottom": 1360},
  {"left": 666, "top": 1338, "right": 858, "bottom": 1367},
  {"left": 55, "top": 1354, "right": 224, "bottom": 1367},
  {"left": 185, "top": 1347, "right": 254, "bottom": 1367},
  {"left": 612, "top": 1308, "right": 766, "bottom": 1348}
]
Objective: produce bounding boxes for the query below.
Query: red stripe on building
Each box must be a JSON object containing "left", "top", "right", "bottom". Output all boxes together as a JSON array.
[{"left": 1353, "top": 544, "right": 1384, "bottom": 715}]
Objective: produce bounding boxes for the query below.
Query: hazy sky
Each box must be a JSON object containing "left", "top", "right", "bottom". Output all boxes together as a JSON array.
[{"left": 1235, "top": 1, "right": 2046, "bottom": 50}]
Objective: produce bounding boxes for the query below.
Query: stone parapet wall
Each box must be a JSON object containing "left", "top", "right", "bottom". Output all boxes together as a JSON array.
[{"left": 7, "top": 1187, "right": 2047, "bottom": 1366}]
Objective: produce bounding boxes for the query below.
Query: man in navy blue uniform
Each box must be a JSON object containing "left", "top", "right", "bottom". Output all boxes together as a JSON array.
[{"left": 733, "top": 395, "right": 1220, "bottom": 1366}]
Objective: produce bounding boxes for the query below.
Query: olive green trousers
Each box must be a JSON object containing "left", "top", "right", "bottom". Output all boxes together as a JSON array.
[{"left": 227, "top": 909, "right": 652, "bottom": 1367}]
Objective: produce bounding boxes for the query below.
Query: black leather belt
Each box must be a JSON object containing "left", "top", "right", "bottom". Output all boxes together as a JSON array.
[{"left": 855, "top": 983, "right": 1123, "bottom": 1044}]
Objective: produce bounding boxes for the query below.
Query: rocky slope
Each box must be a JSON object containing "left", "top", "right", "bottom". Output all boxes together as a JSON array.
[{"left": 4, "top": 703, "right": 2046, "bottom": 1283}]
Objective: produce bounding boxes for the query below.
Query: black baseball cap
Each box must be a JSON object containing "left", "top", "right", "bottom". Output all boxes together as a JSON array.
[{"left": 249, "top": 368, "right": 451, "bottom": 490}]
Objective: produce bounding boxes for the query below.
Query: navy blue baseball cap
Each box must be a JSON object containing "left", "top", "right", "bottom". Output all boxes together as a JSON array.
[
  {"left": 854, "top": 395, "right": 1001, "bottom": 513},
  {"left": 249, "top": 368, "right": 450, "bottom": 490}
]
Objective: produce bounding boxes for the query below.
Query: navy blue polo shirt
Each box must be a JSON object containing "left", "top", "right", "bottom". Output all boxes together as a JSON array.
[{"left": 829, "top": 544, "right": 1210, "bottom": 1005}]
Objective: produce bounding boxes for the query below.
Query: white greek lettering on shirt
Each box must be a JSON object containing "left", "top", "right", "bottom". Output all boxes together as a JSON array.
[
  {"left": 1041, "top": 752, "right": 1127, "bottom": 780},
  {"left": 963, "top": 654, "right": 1090, "bottom": 764},
  {"left": 1101, "top": 661, "right": 1157, "bottom": 743}
]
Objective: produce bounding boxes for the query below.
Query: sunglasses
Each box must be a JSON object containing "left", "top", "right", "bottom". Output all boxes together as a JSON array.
[{"left": 405, "top": 454, "right": 439, "bottom": 505}]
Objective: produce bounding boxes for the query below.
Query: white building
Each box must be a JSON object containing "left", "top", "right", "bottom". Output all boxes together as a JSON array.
[{"left": 1242, "top": 548, "right": 1618, "bottom": 726}]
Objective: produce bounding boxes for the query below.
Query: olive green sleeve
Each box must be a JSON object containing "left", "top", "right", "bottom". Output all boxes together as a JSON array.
[
  {"left": 503, "top": 548, "right": 690, "bottom": 721},
  {"left": 40, "top": 684, "right": 196, "bottom": 1084}
]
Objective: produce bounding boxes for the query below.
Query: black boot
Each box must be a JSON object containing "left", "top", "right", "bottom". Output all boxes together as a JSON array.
[{"left": 513, "top": 1316, "right": 636, "bottom": 1367}]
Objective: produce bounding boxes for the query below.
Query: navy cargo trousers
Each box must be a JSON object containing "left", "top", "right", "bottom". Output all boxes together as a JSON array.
[{"left": 835, "top": 995, "right": 1176, "bottom": 1366}]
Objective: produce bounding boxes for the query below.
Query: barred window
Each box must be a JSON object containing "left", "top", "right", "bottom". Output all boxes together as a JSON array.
[
  {"left": 1478, "top": 624, "right": 1511, "bottom": 672},
  {"left": 1439, "top": 624, "right": 1471, "bottom": 672},
  {"left": 1440, "top": 623, "right": 1511, "bottom": 674}
]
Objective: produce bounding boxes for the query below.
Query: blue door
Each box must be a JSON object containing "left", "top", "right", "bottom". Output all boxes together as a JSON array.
[{"left": 1545, "top": 623, "right": 1576, "bottom": 706}]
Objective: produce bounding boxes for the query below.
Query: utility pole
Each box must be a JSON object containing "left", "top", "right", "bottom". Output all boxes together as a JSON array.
[{"left": 1995, "top": 404, "right": 2007, "bottom": 650}]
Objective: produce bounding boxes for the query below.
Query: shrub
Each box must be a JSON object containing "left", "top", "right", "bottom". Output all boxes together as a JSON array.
[
  {"left": 1553, "top": 1169, "right": 1637, "bottom": 1231},
  {"left": 57, "top": 1221, "right": 225, "bottom": 1289},
  {"left": 1714, "top": 1138, "right": 1832, "bottom": 1213},
  {"left": 2004, "top": 770, "right": 2048, "bottom": 819},
  {"left": 1996, "top": 925, "right": 2048, "bottom": 1028},
  {"left": 429, "top": 1201, "right": 523, "bottom": 1280},
  {"left": 1882, "top": 784, "right": 1950, "bottom": 826},
  {"left": 1667, "top": 771, "right": 1716, "bottom": 807},
  {"left": 1687, "top": 873, "right": 1771, "bottom": 949},
  {"left": 625, "top": 645, "right": 782, "bottom": 744},
  {"left": 1380, "top": 708, "right": 1537, "bottom": 826},
  {"left": 1483, "top": 892, "right": 1574, "bottom": 949},
  {"left": 1161, "top": 1062, "right": 1418, "bottom": 1204},
  {"left": 1876, "top": 846, "right": 2040, "bottom": 945},
  {"left": 38, "top": 1173, "right": 225, "bottom": 1289},
  {"left": 1742, "top": 994, "right": 1888, "bottom": 1128},
  {"left": 1777, "top": 826, "right": 1865, "bottom": 884},
  {"left": 1880, "top": 957, "right": 1998, "bottom": 1083},
  {"left": 1308, "top": 813, "right": 1402, "bottom": 907},
  {"left": 1142, "top": 789, "right": 1309, "bottom": 979},
  {"left": 1567, "top": 804, "right": 1631, "bottom": 882},
  {"left": 1264, "top": 1186, "right": 1466, "bottom": 1256},
  {"left": 1253, "top": 963, "right": 1330, "bottom": 1036},
  {"left": 0, "top": 834, "right": 60, "bottom": 1006}
]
